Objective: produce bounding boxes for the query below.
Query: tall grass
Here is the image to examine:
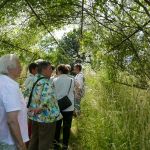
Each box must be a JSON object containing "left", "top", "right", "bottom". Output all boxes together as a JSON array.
[{"left": 70, "top": 69, "right": 150, "bottom": 150}]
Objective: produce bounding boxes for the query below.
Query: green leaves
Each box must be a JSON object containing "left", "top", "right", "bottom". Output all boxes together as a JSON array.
[
  {"left": 0, "top": 0, "right": 81, "bottom": 62},
  {"left": 0, "top": 0, "right": 150, "bottom": 87}
]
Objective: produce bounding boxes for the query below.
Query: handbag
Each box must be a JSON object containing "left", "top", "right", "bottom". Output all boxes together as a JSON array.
[
  {"left": 58, "top": 79, "right": 72, "bottom": 111},
  {"left": 27, "top": 77, "right": 45, "bottom": 108}
]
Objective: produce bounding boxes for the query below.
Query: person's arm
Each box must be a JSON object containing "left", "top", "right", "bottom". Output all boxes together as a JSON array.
[{"left": 7, "top": 111, "right": 27, "bottom": 150}]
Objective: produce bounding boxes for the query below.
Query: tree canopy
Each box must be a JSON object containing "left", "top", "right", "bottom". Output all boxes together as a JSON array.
[{"left": 0, "top": 0, "right": 150, "bottom": 88}]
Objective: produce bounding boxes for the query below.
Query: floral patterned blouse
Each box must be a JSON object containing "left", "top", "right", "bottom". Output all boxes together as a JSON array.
[{"left": 24, "top": 74, "right": 62, "bottom": 123}]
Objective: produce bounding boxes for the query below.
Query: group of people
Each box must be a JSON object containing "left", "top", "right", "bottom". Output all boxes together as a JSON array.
[{"left": 0, "top": 54, "right": 85, "bottom": 150}]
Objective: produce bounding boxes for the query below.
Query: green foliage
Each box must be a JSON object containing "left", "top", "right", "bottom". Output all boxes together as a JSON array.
[
  {"left": 70, "top": 69, "right": 150, "bottom": 150},
  {"left": 59, "top": 30, "right": 80, "bottom": 56},
  {"left": 75, "top": 0, "right": 150, "bottom": 84},
  {"left": 1, "top": 0, "right": 150, "bottom": 84},
  {"left": 0, "top": 0, "right": 81, "bottom": 63}
]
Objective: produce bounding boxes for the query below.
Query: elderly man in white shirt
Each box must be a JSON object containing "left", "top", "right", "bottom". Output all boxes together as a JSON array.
[
  {"left": 73, "top": 64, "right": 85, "bottom": 116},
  {"left": 0, "top": 54, "right": 29, "bottom": 150}
]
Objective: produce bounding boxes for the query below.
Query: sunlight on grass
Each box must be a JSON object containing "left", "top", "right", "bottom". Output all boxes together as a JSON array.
[{"left": 69, "top": 69, "right": 150, "bottom": 150}]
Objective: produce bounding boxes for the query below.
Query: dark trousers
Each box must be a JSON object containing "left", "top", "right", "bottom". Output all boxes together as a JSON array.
[
  {"left": 54, "top": 111, "right": 73, "bottom": 149},
  {"left": 28, "top": 120, "right": 56, "bottom": 150},
  {"left": 26, "top": 120, "right": 32, "bottom": 148}
]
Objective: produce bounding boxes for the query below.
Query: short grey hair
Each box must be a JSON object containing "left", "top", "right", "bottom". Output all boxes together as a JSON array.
[
  {"left": 0, "top": 54, "right": 19, "bottom": 74},
  {"left": 37, "top": 61, "right": 51, "bottom": 74}
]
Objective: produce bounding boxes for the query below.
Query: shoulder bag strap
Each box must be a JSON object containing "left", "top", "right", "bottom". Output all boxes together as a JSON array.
[
  {"left": 67, "top": 79, "right": 72, "bottom": 95},
  {"left": 27, "top": 77, "right": 45, "bottom": 108}
]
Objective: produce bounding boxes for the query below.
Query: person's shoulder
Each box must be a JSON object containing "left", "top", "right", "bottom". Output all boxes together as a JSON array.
[
  {"left": 67, "top": 74, "right": 75, "bottom": 79},
  {"left": 37, "top": 76, "right": 48, "bottom": 85},
  {"left": 26, "top": 75, "right": 34, "bottom": 81},
  {"left": 79, "top": 72, "right": 84, "bottom": 75},
  {"left": 0, "top": 76, "right": 19, "bottom": 98},
  {"left": 24, "top": 75, "right": 34, "bottom": 85},
  {"left": 0, "top": 75, "right": 18, "bottom": 88},
  {"left": 26, "top": 75, "right": 43, "bottom": 87},
  {"left": 52, "top": 76, "right": 59, "bottom": 82},
  {"left": 62, "top": 74, "right": 73, "bottom": 81},
  {"left": 0, "top": 75, "right": 8, "bottom": 85},
  {"left": 53, "top": 75, "right": 69, "bottom": 83},
  {"left": 78, "top": 72, "right": 84, "bottom": 77}
]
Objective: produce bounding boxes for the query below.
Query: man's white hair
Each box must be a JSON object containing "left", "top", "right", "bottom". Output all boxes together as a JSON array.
[{"left": 0, "top": 54, "right": 19, "bottom": 74}]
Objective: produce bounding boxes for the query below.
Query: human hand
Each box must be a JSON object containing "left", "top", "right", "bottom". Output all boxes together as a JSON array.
[
  {"left": 28, "top": 108, "right": 42, "bottom": 115},
  {"left": 17, "top": 143, "right": 27, "bottom": 150}
]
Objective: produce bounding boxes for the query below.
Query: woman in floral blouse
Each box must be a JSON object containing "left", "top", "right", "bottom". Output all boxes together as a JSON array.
[{"left": 24, "top": 61, "right": 62, "bottom": 150}]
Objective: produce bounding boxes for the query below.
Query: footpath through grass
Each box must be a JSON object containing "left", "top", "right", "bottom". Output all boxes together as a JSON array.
[{"left": 69, "top": 69, "right": 150, "bottom": 150}]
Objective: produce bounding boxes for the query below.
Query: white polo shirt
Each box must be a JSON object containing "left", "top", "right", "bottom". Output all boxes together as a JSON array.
[{"left": 0, "top": 75, "right": 29, "bottom": 145}]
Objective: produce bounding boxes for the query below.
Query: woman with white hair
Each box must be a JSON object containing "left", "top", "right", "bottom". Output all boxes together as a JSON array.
[{"left": 0, "top": 54, "right": 29, "bottom": 150}]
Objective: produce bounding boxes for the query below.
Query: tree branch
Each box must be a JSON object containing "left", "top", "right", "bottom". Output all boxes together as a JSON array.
[
  {"left": 106, "top": 19, "right": 150, "bottom": 53},
  {"left": 25, "top": 0, "right": 68, "bottom": 54},
  {"left": 0, "top": 0, "right": 10, "bottom": 9},
  {"left": 114, "top": 80, "right": 148, "bottom": 90},
  {"left": 25, "top": 0, "right": 59, "bottom": 45},
  {"left": 0, "top": 40, "right": 36, "bottom": 55},
  {"left": 80, "top": 0, "right": 84, "bottom": 39}
]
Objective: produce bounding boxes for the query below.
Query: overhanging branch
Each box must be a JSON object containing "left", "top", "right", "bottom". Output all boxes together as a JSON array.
[
  {"left": 106, "top": 19, "right": 150, "bottom": 53},
  {"left": 114, "top": 80, "right": 148, "bottom": 90},
  {"left": 25, "top": 0, "right": 59, "bottom": 45},
  {"left": 25, "top": 0, "right": 70, "bottom": 54},
  {"left": 1, "top": 40, "right": 36, "bottom": 55}
]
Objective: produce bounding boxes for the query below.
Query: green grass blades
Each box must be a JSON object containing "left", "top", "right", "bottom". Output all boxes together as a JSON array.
[{"left": 69, "top": 71, "right": 150, "bottom": 150}]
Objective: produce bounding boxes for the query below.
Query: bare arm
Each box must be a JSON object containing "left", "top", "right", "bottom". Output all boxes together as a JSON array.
[{"left": 7, "top": 111, "right": 26, "bottom": 150}]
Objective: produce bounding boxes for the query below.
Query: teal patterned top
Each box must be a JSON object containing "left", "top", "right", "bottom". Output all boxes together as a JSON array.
[{"left": 24, "top": 74, "right": 62, "bottom": 123}]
